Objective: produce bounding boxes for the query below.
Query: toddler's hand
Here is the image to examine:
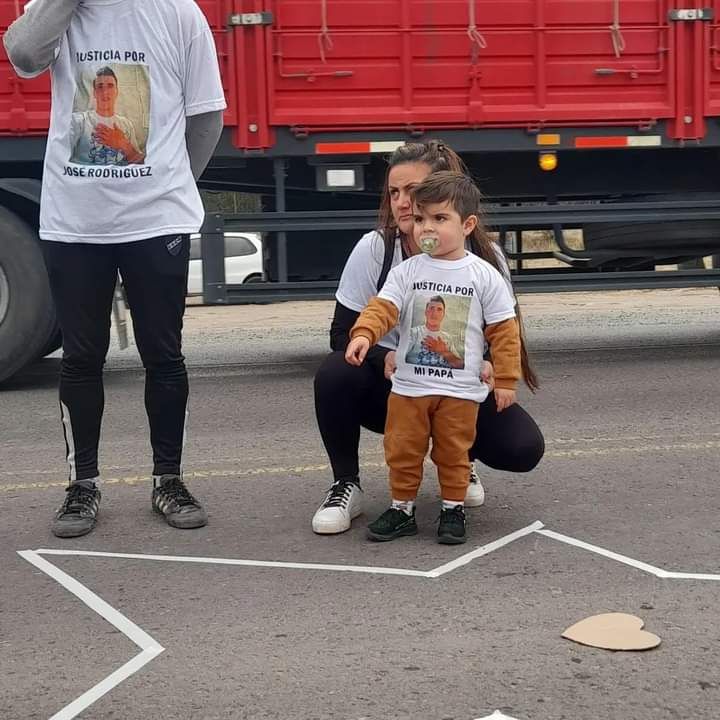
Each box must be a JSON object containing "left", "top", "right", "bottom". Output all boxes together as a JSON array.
[
  {"left": 345, "top": 336, "right": 370, "bottom": 366},
  {"left": 494, "top": 388, "right": 516, "bottom": 412}
]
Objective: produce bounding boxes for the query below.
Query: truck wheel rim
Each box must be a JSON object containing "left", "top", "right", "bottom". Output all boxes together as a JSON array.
[{"left": 0, "top": 264, "right": 9, "bottom": 327}]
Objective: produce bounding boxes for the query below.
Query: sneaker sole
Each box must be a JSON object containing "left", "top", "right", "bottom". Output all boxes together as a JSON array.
[
  {"left": 366, "top": 525, "right": 418, "bottom": 542},
  {"left": 153, "top": 504, "right": 208, "bottom": 529},
  {"left": 437, "top": 533, "right": 467, "bottom": 545},
  {"left": 312, "top": 521, "right": 351, "bottom": 535},
  {"left": 51, "top": 520, "right": 96, "bottom": 538}
]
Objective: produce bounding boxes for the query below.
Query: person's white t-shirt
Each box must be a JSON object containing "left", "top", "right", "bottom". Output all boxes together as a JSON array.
[
  {"left": 377, "top": 252, "right": 516, "bottom": 403},
  {"left": 336, "top": 230, "right": 513, "bottom": 352},
  {"left": 38, "top": 0, "right": 226, "bottom": 244}
]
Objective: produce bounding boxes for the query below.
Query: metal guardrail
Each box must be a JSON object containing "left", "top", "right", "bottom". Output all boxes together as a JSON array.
[
  {"left": 200, "top": 200, "right": 720, "bottom": 305},
  {"left": 219, "top": 199, "right": 720, "bottom": 231},
  {"left": 219, "top": 270, "right": 720, "bottom": 303}
]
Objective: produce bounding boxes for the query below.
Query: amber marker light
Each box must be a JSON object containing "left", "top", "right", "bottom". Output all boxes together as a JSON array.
[
  {"left": 536, "top": 133, "right": 561, "bottom": 146},
  {"left": 539, "top": 152, "right": 558, "bottom": 171}
]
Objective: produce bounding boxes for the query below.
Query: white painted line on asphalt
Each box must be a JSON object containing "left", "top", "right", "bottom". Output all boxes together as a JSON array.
[
  {"left": 17, "top": 550, "right": 164, "bottom": 720},
  {"left": 536, "top": 529, "right": 720, "bottom": 581},
  {"left": 23, "top": 521, "right": 718, "bottom": 719},
  {"left": 49, "top": 648, "right": 162, "bottom": 720},
  {"left": 536, "top": 529, "right": 669, "bottom": 577},
  {"left": 660, "top": 570, "right": 720, "bottom": 581},
  {"left": 19, "top": 550, "right": 161, "bottom": 652},
  {"left": 428, "top": 521, "right": 544, "bottom": 578},
  {"left": 21, "top": 528, "right": 537, "bottom": 717},
  {"left": 34, "top": 548, "right": 433, "bottom": 578},
  {"left": 35, "top": 523, "right": 542, "bottom": 580}
]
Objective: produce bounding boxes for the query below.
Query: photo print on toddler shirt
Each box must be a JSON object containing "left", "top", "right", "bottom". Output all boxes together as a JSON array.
[
  {"left": 405, "top": 293, "right": 471, "bottom": 370},
  {"left": 70, "top": 62, "right": 150, "bottom": 166}
]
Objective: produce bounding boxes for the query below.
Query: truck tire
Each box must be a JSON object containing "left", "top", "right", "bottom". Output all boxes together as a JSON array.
[{"left": 0, "top": 207, "right": 57, "bottom": 384}]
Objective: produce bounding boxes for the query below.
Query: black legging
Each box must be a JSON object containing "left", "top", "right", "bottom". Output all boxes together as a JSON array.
[
  {"left": 43, "top": 235, "right": 190, "bottom": 481},
  {"left": 314, "top": 350, "right": 544, "bottom": 482}
]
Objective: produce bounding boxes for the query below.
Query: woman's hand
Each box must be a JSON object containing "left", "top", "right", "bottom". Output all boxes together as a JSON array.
[
  {"left": 345, "top": 336, "right": 370, "bottom": 366},
  {"left": 384, "top": 350, "right": 397, "bottom": 379},
  {"left": 494, "top": 388, "right": 516, "bottom": 412},
  {"left": 481, "top": 360, "right": 495, "bottom": 391}
]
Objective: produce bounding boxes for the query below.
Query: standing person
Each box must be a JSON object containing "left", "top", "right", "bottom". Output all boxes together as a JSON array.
[
  {"left": 312, "top": 141, "right": 543, "bottom": 535},
  {"left": 4, "top": 0, "right": 227, "bottom": 538},
  {"left": 346, "top": 171, "right": 521, "bottom": 544}
]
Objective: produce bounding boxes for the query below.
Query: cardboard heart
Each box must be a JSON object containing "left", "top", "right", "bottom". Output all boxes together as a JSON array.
[{"left": 562, "top": 612, "right": 661, "bottom": 651}]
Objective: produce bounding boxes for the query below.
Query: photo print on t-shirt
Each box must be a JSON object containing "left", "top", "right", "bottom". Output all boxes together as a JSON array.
[
  {"left": 69, "top": 62, "right": 150, "bottom": 166},
  {"left": 405, "top": 293, "right": 471, "bottom": 370}
]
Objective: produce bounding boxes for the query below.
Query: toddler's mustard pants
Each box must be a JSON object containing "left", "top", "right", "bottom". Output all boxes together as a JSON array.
[{"left": 384, "top": 392, "right": 480, "bottom": 502}]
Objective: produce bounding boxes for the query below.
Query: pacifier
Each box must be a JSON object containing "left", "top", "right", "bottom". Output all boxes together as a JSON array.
[{"left": 419, "top": 236, "right": 439, "bottom": 254}]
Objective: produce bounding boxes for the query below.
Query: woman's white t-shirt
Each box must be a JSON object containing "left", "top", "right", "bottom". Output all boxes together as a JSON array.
[{"left": 336, "top": 231, "right": 403, "bottom": 349}]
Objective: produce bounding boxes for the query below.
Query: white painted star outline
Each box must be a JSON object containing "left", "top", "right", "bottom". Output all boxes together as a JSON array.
[{"left": 19, "top": 520, "right": 720, "bottom": 719}]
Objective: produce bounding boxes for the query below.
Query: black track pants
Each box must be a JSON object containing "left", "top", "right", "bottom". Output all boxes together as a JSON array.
[
  {"left": 314, "top": 350, "right": 544, "bottom": 481},
  {"left": 43, "top": 235, "right": 190, "bottom": 482}
]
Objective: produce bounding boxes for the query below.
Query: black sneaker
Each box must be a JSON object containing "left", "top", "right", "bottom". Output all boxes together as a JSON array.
[
  {"left": 437, "top": 505, "right": 467, "bottom": 544},
  {"left": 52, "top": 483, "right": 101, "bottom": 538},
  {"left": 152, "top": 475, "right": 207, "bottom": 529},
  {"left": 367, "top": 507, "right": 417, "bottom": 542}
]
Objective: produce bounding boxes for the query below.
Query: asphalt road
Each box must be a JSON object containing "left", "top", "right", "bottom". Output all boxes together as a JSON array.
[{"left": 1, "top": 289, "right": 719, "bottom": 720}]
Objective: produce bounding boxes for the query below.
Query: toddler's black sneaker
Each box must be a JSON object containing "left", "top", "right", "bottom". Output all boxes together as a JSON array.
[{"left": 367, "top": 507, "right": 417, "bottom": 542}]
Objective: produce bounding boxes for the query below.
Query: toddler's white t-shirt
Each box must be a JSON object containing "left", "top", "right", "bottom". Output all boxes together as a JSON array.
[{"left": 378, "top": 252, "right": 516, "bottom": 403}]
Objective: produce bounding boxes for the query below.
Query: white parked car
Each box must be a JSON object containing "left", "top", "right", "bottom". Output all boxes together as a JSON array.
[{"left": 187, "top": 232, "right": 264, "bottom": 295}]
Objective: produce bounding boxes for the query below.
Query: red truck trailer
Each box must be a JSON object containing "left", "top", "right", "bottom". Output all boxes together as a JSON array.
[{"left": 1, "top": 0, "right": 720, "bottom": 381}]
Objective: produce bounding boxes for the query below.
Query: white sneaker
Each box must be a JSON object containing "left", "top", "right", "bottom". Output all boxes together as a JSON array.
[
  {"left": 465, "top": 465, "right": 485, "bottom": 507},
  {"left": 312, "top": 479, "right": 364, "bottom": 534}
]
